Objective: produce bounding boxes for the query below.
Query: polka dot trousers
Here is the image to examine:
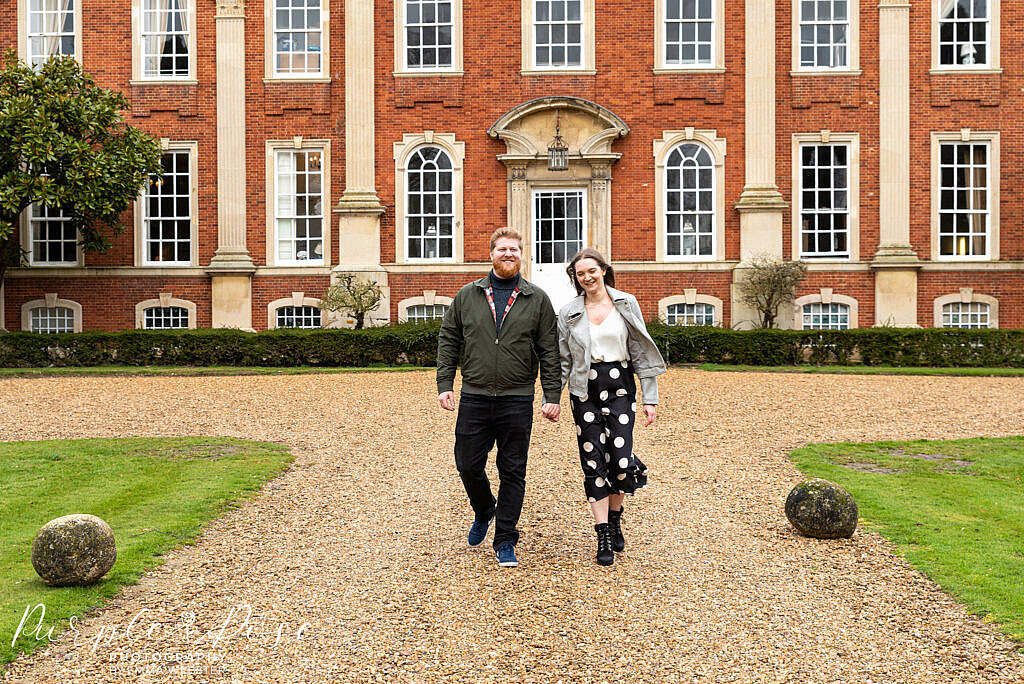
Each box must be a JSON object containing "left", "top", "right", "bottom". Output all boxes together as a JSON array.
[{"left": 569, "top": 360, "right": 648, "bottom": 502}]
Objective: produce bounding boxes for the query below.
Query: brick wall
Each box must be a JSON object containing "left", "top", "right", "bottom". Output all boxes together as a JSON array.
[
  {"left": 2, "top": 1, "right": 1022, "bottom": 333},
  {"left": 3, "top": 277, "right": 212, "bottom": 331}
]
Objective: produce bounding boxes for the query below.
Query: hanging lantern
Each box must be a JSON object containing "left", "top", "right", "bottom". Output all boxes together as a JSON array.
[{"left": 547, "top": 111, "right": 569, "bottom": 171}]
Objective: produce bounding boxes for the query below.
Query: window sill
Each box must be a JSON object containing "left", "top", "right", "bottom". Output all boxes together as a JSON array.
[
  {"left": 653, "top": 67, "right": 725, "bottom": 74},
  {"left": 520, "top": 69, "right": 596, "bottom": 76},
  {"left": 393, "top": 70, "right": 464, "bottom": 78},
  {"left": 928, "top": 67, "right": 1002, "bottom": 75},
  {"left": 933, "top": 256, "right": 994, "bottom": 262},
  {"left": 790, "top": 69, "right": 862, "bottom": 77},
  {"left": 263, "top": 77, "right": 332, "bottom": 84},
  {"left": 130, "top": 79, "right": 198, "bottom": 86},
  {"left": 27, "top": 263, "right": 81, "bottom": 268}
]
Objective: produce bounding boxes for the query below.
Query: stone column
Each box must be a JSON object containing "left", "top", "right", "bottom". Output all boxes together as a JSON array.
[
  {"left": 589, "top": 163, "right": 612, "bottom": 259},
  {"left": 207, "top": 0, "right": 256, "bottom": 330},
  {"left": 508, "top": 165, "right": 530, "bottom": 275},
  {"left": 333, "top": 0, "right": 388, "bottom": 324},
  {"left": 732, "top": 0, "right": 788, "bottom": 328},
  {"left": 873, "top": 0, "right": 920, "bottom": 326}
]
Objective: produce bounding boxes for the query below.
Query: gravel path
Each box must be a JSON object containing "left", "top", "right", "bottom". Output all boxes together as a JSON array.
[{"left": 1, "top": 370, "right": 1023, "bottom": 683}]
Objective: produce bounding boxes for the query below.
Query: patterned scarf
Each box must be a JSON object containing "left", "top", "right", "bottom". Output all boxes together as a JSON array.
[{"left": 485, "top": 285, "right": 520, "bottom": 334}]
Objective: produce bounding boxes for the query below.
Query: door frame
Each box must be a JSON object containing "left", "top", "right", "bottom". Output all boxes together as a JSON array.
[{"left": 529, "top": 185, "right": 588, "bottom": 281}]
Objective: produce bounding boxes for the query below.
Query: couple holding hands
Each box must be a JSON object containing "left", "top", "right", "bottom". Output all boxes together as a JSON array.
[{"left": 436, "top": 227, "right": 666, "bottom": 567}]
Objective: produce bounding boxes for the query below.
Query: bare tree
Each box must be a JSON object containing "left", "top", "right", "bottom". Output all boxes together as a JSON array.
[
  {"left": 738, "top": 255, "right": 808, "bottom": 329},
  {"left": 319, "top": 274, "right": 383, "bottom": 330}
]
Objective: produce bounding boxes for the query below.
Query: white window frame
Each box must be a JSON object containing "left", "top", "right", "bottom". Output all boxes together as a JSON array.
[
  {"left": 18, "top": 0, "right": 82, "bottom": 67},
  {"left": 267, "top": 293, "right": 325, "bottom": 329},
  {"left": 930, "top": 130, "right": 999, "bottom": 262},
  {"left": 397, "top": 293, "right": 454, "bottom": 323},
  {"left": 265, "top": 0, "right": 330, "bottom": 81},
  {"left": 793, "top": 290, "right": 859, "bottom": 329},
  {"left": 21, "top": 293, "right": 82, "bottom": 333},
  {"left": 394, "top": 0, "right": 463, "bottom": 75},
  {"left": 265, "top": 139, "right": 331, "bottom": 267},
  {"left": 933, "top": 289, "right": 998, "bottom": 328},
  {"left": 792, "top": 131, "right": 860, "bottom": 261},
  {"left": 658, "top": 292, "right": 723, "bottom": 326},
  {"left": 654, "top": 0, "right": 725, "bottom": 73},
  {"left": 135, "top": 142, "right": 199, "bottom": 267},
  {"left": 135, "top": 294, "right": 197, "bottom": 329},
  {"left": 20, "top": 203, "right": 82, "bottom": 267},
  {"left": 131, "top": 0, "right": 198, "bottom": 83},
  {"left": 653, "top": 129, "right": 727, "bottom": 263},
  {"left": 521, "top": 0, "right": 595, "bottom": 75},
  {"left": 393, "top": 132, "right": 465, "bottom": 265},
  {"left": 931, "top": 0, "right": 1000, "bottom": 73},
  {"left": 791, "top": 0, "right": 860, "bottom": 74}
]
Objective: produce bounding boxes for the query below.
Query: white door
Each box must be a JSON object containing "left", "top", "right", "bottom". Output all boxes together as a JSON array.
[{"left": 531, "top": 188, "right": 586, "bottom": 312}]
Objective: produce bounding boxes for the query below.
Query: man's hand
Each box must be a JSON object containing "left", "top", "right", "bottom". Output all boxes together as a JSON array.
[
  {"left": 541, "top": 403, "right": 560, "bottom": 422},
  {"left": 642, "top": 404, "right": 656, "bottom": 426},
  {"left": 438, "top": 391, "right": 456, "bottom": 411}
]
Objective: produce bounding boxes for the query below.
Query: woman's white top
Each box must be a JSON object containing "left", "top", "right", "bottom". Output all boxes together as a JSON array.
[{"left": 589, "top": 306, "right": 630, "bottom": 362}]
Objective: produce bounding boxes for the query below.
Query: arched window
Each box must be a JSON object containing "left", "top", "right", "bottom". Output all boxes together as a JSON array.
[
  {"left": 802, "top": 302, "right": 850, "bottom": 330},
  {"left": 406, "top": 146, "right": 454, "bottom": 261},
  {"left": 665, "top": 142, "right": 715, "bottom": 258},
  {"left": 941, "top": 301, "right": 990, "bottom": 329},
  {"left": 407, "top": 304, "right": 448, "bottom": 323},
  {"left": 276, "top": 305, "right": 322, "bottom": 329},
  {"left": 666, "top": 302, "right": 715, "bottom": 326},
  {"left": 143, "top": 306, "right": 190, "bottom": 329},
  {"left": 30, "top": 306, "right": 75, "bottom": 334}
]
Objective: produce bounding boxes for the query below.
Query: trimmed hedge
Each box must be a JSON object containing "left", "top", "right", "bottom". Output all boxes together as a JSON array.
[
  {"left": 0, "top": 323, "right": 443, "bottom": 368},
  {"left": 1, "top": 322, "right": 1022, "bottom": 368},
  {"left": 646, "top": 324, "right": 1024, "bottom": 368}
]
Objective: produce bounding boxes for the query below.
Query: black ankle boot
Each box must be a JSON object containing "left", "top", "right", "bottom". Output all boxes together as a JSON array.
[
  {"left": 608, "top": 508, "right": 625, "bottom": 552},
  {"left": 595, "top": 523, "right": 614, "bottom": 566}
]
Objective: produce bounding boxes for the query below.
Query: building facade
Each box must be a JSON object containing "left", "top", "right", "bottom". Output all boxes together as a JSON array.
[{"left": 1, "top": 0, "right": 1021, "bottom": 333}]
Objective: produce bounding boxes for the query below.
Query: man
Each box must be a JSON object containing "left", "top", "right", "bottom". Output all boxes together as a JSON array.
[{"left": 437, "top": 227, "right": 562, "bottom": 568}]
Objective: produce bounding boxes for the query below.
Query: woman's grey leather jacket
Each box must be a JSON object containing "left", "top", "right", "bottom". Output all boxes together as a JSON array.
[{"left": 557, "top": 286, "right": 667, "bottom": 404}]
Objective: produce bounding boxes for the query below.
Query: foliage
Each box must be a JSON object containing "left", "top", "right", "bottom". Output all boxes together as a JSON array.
[
  {"left": 1, "top": 323, "right": 1023, "bottom": 369},
  {"left": 319, "top": 273, "right": 384, "bottom": 330},
  {"left": 0, "top": 323, "right": 444, "bottom": 368},
  {"left": 0, "top": 51, "right": 163, "bottom": 283},
  {"left": 644, "top": 323, "right": 1024, "bottom": 368},
  {"left": 792, "top": 436, "right": 1024, "bottom": 643},
  {"left": 736, "top": 255, "right": 808, "bottom": 328}
]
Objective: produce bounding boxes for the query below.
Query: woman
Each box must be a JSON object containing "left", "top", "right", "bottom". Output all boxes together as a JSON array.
[{"left": 557, "top": 248, "right": 667, "bottom": 566}]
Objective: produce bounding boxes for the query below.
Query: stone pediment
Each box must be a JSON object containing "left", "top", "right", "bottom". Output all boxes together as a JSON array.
[{"left": 487, "top": 97, "right": 629, "bottom": 161}]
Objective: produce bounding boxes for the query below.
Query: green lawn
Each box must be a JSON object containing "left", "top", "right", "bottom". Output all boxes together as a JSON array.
[
  {"left": 0, "top": 365, "right": 429, "bottom": 378},
  {"left": 791, "top": 436, "right": 1024, "bottom": 643},
  {"left": 700, "top": 364, "right": 1024, "bottom": 377},
  {"left": 0, "top": 437, "right": 293, "bottom": 666}
]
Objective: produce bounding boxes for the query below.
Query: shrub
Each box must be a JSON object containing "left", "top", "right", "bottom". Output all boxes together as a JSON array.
[{"left": 1, "top": 323, "right": 1022, "bottom": 369}]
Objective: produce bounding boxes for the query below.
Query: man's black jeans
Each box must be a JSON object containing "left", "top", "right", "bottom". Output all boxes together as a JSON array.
[{"left": 454, "top": 394, "right": 533, "bottom": 550}]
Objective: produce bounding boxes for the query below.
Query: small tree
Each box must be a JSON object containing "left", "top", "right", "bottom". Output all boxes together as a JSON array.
[
  {"left": 0, "top": 52, "right": 163, "bottom": 291},
  {"left": 738, "top": 255, "right": 808, "bottom": 329},
  {"left": 319, "top": 273, "right": 384, "bottom": 330}
]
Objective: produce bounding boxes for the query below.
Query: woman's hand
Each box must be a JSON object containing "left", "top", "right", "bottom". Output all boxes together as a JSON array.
[{"left": 642, "top": 404, "right": 656, "bottom": 426}]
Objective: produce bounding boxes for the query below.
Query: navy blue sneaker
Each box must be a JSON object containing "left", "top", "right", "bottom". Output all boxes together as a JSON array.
[
  {"left": 468, "top": 514, "right": 493, "bottom": 547},
  {"left": 495, "top": 542, "right": 518, "bottom": 567}
]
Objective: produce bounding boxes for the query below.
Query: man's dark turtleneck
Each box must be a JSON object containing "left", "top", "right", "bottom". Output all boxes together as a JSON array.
[{"left": 489, "top": 269, "right": 520, "bottom": 335}]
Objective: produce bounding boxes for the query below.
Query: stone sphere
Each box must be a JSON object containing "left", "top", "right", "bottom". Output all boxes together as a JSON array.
[
  {"left": 31, "top": 514, "right": 117, "bottom": 586},
  {"left": 785, "top": 479, "right": 858, "bottom": 539}
]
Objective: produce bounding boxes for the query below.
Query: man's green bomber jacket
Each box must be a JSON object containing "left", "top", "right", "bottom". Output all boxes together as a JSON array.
[{"left": 436, "top": 273, "right": 562, "bottom": 405}]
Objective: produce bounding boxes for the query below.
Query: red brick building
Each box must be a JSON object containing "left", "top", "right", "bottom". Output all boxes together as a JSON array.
[{"left": 1, "top": 0, "right": 1020, "bottom": 333}]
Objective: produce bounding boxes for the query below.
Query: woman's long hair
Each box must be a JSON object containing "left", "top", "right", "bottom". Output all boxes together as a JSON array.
[{"left": 566, "top": 248, "right": 615, "bottom": 296}]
